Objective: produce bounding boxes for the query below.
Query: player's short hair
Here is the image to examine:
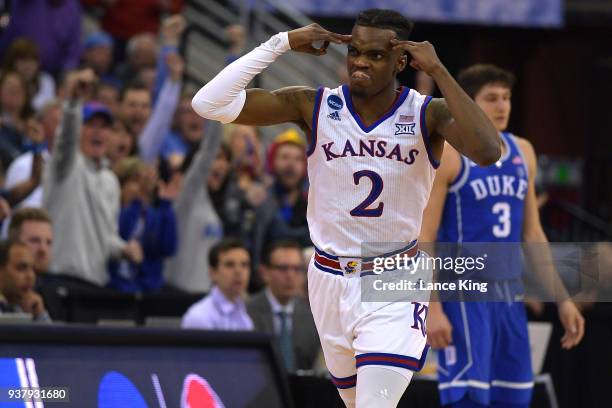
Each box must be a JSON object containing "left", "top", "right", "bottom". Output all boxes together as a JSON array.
[
  {"left": 262, "top": 239, "right": 303, "bottom": 267},
  {"left": 8, "top": 208, "right": 52, "bottom": 241},
  {"left": 457, "top": 64, "right": 516, "bottom": 99},
  {"left": 355, "top": 9, "right": 414, "bottom": 41},
  {"left": 0, "top": 239, "right": 26, "bottom": 269},
  {"left": 209, "top": 238, "right": 249, "bottom": 269}
]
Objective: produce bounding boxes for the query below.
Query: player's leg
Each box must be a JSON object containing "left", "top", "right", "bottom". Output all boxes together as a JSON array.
[
  {"left": 337, "top": 382, "right": 356, "bottom": 408},
  {"left": 355, "top": 365, "right": 412, "bottom": 407},
  {"left": 437, "top": 301, "right": 493, "bottom": 407},
  {"left": 490, "top": 300, "right": 534, "bottom": 406},
  {"left": 352, "top": 299, "right": 429, "bottom": 407},
  {"left": 307, "top": 256, "right": 357, "bottom": 407}
]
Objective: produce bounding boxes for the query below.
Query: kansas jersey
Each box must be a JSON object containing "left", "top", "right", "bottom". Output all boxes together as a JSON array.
[{"left": 307, "top": 85, "right": 437, "bottom": 257}]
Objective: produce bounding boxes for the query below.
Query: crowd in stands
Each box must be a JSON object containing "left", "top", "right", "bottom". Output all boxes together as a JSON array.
[{"left": 0, "top": 0, "right": 321, "bottom": 372}]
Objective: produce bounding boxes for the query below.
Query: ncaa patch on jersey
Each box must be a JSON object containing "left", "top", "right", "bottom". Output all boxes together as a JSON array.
[
  {"left": 327, "top": 95, "right": 344, "bottom": 110},
  {"left": 395, "top": 123, "right": 416, "bottom": 136}
]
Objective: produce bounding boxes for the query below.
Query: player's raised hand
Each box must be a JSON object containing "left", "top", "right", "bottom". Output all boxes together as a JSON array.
[
  {"left": 162, "top": 14, "right": 187, "bottom": 47},
  {"left": 558, "top": 299, "right": 585, "bottom": 349},
  {"left": 288, "top": 23, "right": 351, "bottom": 56},
  {"left": 390, "top": 39, "right": 444, "bottom": 76},
  {"left": 426, "top": 302, "right": 453, "bottom": 349}
]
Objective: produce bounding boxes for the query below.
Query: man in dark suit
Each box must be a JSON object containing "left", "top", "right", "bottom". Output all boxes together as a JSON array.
[{"left": 247, "top": 239, "right": 320, "bottom": 372}]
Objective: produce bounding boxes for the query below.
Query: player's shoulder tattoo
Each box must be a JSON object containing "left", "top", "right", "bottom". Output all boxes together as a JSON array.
[
  {"left": 273, "top": 86, "right": 317, "bottom": 104},
  {"left": 427, "top": 98, "right": 453, "bottom": 127}
]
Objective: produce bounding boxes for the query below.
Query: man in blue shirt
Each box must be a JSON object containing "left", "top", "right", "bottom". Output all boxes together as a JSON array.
[{"left": 182, "top": 238, "right": 253, "bottom": 331}]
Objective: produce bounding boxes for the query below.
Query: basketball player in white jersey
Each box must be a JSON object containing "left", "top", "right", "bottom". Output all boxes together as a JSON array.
[{"left": 191, "top": 9, "right": 501, "bottom": 407}]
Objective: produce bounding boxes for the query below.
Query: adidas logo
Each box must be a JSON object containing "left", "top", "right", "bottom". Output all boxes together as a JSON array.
[
  {"left": 376, "top": 388, "right": 389, "bottom": 400},
  {"left": 327, "top": 111, "right": 341, "bottom": 121}
]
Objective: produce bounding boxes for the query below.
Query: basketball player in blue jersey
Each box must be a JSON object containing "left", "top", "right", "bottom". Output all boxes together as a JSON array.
[
  {"left": 191, "top": 9, "right": 502, "bottom": 407},
  {"left": 420, "top": 64, "right": 585, "bottom": 408}
]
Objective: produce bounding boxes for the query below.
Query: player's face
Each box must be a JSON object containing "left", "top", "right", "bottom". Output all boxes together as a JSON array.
[
  {"left": 211, "top": 248, "right": 250, "bottom": 300},
  {"left": 474, "top": 83, "right": 512, "bottom": 132},
  {"left": 346, "top": 25, "right": 405, "bottom": 97}
]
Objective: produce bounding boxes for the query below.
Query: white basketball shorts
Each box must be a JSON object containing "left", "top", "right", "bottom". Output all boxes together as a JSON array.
[{"left": 307, "top": 243, "right": 430, "bottom": 389}]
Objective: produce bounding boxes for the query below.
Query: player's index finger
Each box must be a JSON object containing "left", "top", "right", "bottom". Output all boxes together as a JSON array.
[
  {"left": 390, "top": 39, "right": 416, "bottom": 46},
  {"left": 325, "top": 32, "right": 351, "bottom": 43}
]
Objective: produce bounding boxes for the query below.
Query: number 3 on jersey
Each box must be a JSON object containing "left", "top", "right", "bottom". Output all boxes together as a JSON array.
[
  {"left": 350, "top": 170, "right": 384, "bottom": 217},
  {"left": 492, "top": 201, "right": 511, "bottom": 238}
]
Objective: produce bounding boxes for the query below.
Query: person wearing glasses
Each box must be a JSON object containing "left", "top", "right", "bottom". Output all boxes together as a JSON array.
[{"left": 247, "top": 239, "right": 320, "bottom": 372}]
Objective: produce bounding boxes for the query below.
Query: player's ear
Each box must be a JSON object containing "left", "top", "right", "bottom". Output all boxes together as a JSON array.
[{"left": 397, "top": 53, "right": 408, "bottom": 73}]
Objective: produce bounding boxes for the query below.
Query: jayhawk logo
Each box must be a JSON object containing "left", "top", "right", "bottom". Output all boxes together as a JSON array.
[{"left": 344, "top": 261, "right": 358, "bottom": 274}]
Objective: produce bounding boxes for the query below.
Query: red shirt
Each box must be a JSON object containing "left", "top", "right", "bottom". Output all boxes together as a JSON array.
[{"left": 82, "top": 0, "right": 183, "bottom": 39}]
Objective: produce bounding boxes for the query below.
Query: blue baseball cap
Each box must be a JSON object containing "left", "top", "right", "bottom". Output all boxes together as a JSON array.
[
  {"left": 83, "top": 101, "right": 113, "bottom": 125},
  {"left": 83, "top": 31, "right": 114, "bottom": 50}
]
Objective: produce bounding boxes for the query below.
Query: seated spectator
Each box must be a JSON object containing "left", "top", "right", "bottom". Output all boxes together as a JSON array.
[
  {"left": 247, "top": 240, "right": 320, "bottom": 372},
  {"left": 7, "top": 208, "right": 53, "bottom": 276},
  {"left": 164, "top": 121, "right": 224, "bottom": 293},
  {"left": 0, "top": 239, "right": 50, "bottom": 322},
  {"left": 4, "top": 100, "right": 60, "bottom": 209},
  {"left": 253, "top": 129, "right": 311, "bottom": 268},
  {"left": 108, "top": 157, "right": 178, "bottom": 293},
  {"left": 0, "top": 70, "right": 34, "bottom": 171},
  {"left": 2, "top": 38, "right": 56, "bottom": 112},
  {"left": 160, "top": 93, "right": 206, "bottom": 164},
  {"left": 43, "top": 69, "right": 142, "bottom": 287},
  {"left": 182, "top": 238, "right": 253, "bottom": 330},
  {"left": 81, "top": 31, "right": 118, "bottom": 86}
]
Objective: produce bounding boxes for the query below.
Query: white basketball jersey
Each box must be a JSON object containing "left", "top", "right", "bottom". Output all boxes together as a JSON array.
[{"left": 306, "top": 85, "right": 437, "bottom": 257}]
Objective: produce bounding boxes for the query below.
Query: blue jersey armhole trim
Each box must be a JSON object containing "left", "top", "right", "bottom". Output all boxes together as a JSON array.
[
  {"left": 507, "top": 133, "right": 530, "bottom": 180},
  {"left": 449, "top": 155, "right": 465, "bottom": 187},
  {"left": 419, "top": 95, "right": 440, "bottom": 169},
  {"left": 341, "top": 84, "right": 410, "bottom": 133},
  {"left": 448, "top": 156, "right": 471, "bottom": 193},
  {"left": 307, "top": 86, "right": 324, "bottom": 157}
]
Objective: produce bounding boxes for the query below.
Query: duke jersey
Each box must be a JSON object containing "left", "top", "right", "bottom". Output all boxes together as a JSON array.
[
  {"left": 437, "top": 132, "right": 529, "bottom": 280},
  {"left": 306, "top": 85, "right": 437, "bottom": 257}
]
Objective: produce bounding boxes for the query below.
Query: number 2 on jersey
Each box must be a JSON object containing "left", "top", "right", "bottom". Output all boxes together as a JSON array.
[
  {"left": 350, "top": 170, "right": 384, "bottom": 217},
  {"left": 492, "top": 202, "right": 511, "bottom": 238}
]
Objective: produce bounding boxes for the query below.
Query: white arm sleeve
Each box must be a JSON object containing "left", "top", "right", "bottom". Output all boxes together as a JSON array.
[{"left": 191, "top": 31, "right": 291, "bottom": 124}]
